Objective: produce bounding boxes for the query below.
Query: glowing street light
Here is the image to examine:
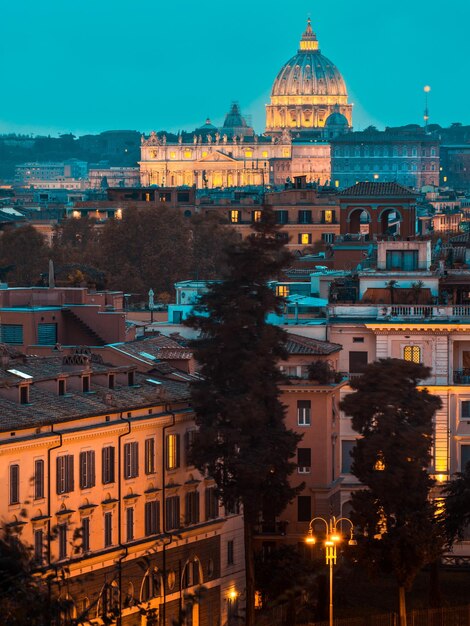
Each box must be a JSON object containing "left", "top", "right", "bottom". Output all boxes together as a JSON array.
[{"left": 305, "top": 515, "right": 357, "bottom": 626}]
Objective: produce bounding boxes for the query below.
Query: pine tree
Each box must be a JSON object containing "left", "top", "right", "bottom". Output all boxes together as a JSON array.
[
  {"left": 186, "top": 207, "right": 302, "bottom": 626},
  {"left": 340, "top": 358, "right": 444, "bottom": 626}
]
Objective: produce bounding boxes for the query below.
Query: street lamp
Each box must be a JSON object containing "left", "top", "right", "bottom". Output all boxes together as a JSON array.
[{"left": 305, "top": 515, "right": 356, "bottom": 626}]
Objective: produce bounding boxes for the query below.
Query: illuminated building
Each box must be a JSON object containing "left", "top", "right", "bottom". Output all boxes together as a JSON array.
[
  {"left": 139, "top": 18, "right": 353, "bottom": 189},
  {"left": 0, "top": 346, "right": 245, "bottom": 625},
  {"left": 265, "top": 18, "right": 352, "bottom": 136}
]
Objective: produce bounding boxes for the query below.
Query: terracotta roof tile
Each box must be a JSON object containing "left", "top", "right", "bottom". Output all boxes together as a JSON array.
[
  {"left": 285, "top": 333, "right": 342, "bottom": 355},
  {"left": 339, "top": 182, "right": 415, "bottom": 197}
]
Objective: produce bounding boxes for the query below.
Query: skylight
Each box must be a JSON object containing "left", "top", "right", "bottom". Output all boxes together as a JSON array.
[
  {"left": 7, "top": 369, "right": 33, "bottom": 380},
  {"left": 146, "top": 378, "right": 162, "bottom": 386}
]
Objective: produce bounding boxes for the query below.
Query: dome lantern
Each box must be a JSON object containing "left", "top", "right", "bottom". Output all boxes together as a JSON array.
[{"left": 299, "top": 17, "right": 319, "bottom": 52}]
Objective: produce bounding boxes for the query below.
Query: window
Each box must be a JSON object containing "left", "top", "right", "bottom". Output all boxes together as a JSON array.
[
  {"left": 252, "top": 210, "right": 262, "bottom": 223},
  {"left": 276, "top": 210, "right": 288, "bottom": 225},
  {"left": 128, "top": 371, "right": 135, "bottom": 386},
  {"left": 322, "top": 233, "right": 335, "bottom": 243},
  {"left": 185, "top": 491, "right": 200, "bottom": 525},
  {"left": 108, "top": 374, "right": 115, "bottom": 390},
  {"left": 58, "top": 524, "right": 67, "bottom": 560},
  {"left": 341, "top": 440, "right": 356, "bottom": 473},
  {"left": 297, "top": 495, "right": 311, "bottom": 522},
  {"left": 145, "top": 501, "right": 160, "bottom": 536},
  {"left": 165, "top": 496, "right": 180, "bottom": 530},
  {"left": 20, "top": 386, "right": 29, "bottom": 405},
  {"left": 353, "top": 337, "right": 364, "bottom": 343},
  {"left": 227, "top": 540, "right": 234, "bottom": 565},
  {"left": 323, "top": 210, "right": 334, "bottom": 224},
  {"left": 79, "top": 450, "right": 96, "bottom": 489},
  {"left": 126, "top": 507, "right": 134, "bottom": 542},
  {"left": 166, "top": 434, "right": 180, "bottom": 470},
  {"left": 9, "top": 464, "right": 20, "bottom": 505},
  {"left": 104, "top": 512, "right": 113, "bottom": 547},
  {"left": 102, "top": 446, "right": 115, "bottom": 484},
  {"left": 403, "top": 346, "right": 421, "bottom": 364},
  {"left": 205, "top": 487, "right": 219, "bottom": 520},
  {"left": 145, "top": 438, "right": 156, "bottom": 475},
  {"left": 461, "top": 401, "right": 470, "bottom": 419},
  {"left": 82, "top": 517, "right": 90, "bottom": 553},
  {"left": 184, "top": 430, "right": 197, "bottom": 466},
  {"left": 0, "top": 324, "right": 23, "bottom": 344},
  {"left": 386, "top": 250, "right": 418, "bottom": 271},
  {"left": 56, "top": 455, "right": 74, "bottom": 494},
  {"left": 82, "top": 376, "right": 90, "bottom": 393},
  {"left": 298, "top": 210, "right": 312, "bottom": 224},
  {"left": 34, "top": 529, "right": 44, "bottom": 564},
  {"left": 37, "top": 323, "right": 57, "bottom": 345},
  {"left": 229, "top": 210, "right": 241, "bottom": 223},
  {"left": 124, "top": 442, "right": 139, "bottom": 479},
  {"left": 34, "top": 459, "right": 45, "bottom": 499},
  {"left": 349, "top": 351, "right": 368, "bottom": 374},
  {"left": 276, "top": 285, "right": 289, "bottom": 297},
  {"left": 461, "top": 445, "right": 470, "bottom": 471},
  {"left": 58, "top": 379, "right": 66, "bottom": 396},
  {"left": 298, "top": 233, "right": 312, "bottom": 245},
  {"left": 297, "top": 400, "right": 311, "bottom": 426},
  {"left": 297, "top": 448, "right": 311, "bottom": 473}
]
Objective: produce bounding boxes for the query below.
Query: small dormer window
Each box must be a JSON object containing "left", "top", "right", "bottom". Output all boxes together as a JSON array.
[
  {"left": 82, "top": 376, "right": 90, "bottom": 393},
  {"left": 58, "top": 379, "right": 66, "bottom": 396},
  {"left": 128, "top": 371, "right": 135, "bottom": 387},
  {"left": 109, "top": 374, "right": 115, "bottom": 390},
  {"left": 19, "top": 386, "right": 29, "bottom": 405}
]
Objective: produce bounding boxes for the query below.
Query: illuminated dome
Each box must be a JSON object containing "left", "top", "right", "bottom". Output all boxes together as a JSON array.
[{"left": 266, "top": 19, "right": 352, "bottom": 136}]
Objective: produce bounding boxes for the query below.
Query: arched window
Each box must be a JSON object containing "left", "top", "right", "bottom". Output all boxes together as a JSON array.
[
  {"left": 182, "top": 557, "right": 203, "bottom": 589},
  {"left": 140, "top": 567, "right": 163, "bottom": 602},
  {"left": 97, "top": 581, "right": 119, "bottom": 619}
]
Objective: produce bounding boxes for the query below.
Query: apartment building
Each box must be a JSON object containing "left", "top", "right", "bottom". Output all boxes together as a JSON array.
[{"left": 0, "top": 348, "right": 244, "bottom": 625}]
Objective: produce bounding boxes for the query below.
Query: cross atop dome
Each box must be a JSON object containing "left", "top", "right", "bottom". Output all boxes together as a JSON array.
[{"left": 299, "top": 17, "right": 319, "bottom": 51}]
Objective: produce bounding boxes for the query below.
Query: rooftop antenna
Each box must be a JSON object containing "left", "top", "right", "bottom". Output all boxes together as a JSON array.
[{"left": 423, "top": 85, "right": 431, "bottom": 131}]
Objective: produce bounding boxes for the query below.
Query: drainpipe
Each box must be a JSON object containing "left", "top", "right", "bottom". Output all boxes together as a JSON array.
[
  {"left": 162, "top": 404, "right": 176, "bottom": 626},
  {"left": 117, "top": 411, "right": 131, "bottom": 626},
  {"left": 46, "top": 424, "right": 63, "bottom": 624}
]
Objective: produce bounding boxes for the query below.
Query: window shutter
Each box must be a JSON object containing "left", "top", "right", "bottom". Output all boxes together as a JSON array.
[
  {"left": 124, "top": 444, "right": 130, "bottom": 479},
  {"left": 132, "top": 442, "right": 139, "bottom": 477},
  {"left": 184, "top": 431, "right": 190, "bottom": 465},
  {"left": 10, "top": 465, "right": 19, "bottom": 504},
  {"left": 176, "top": 435, "right": 180, "bottom": 468},
  {"left": 79, "top": 452, "right": 86, "bottom": 489},
  {"left": 109, "top": 446, "right": 115, "bottom": 483},
  {"left": 90, "top": 451, "right": 95, "bottom": 487},
  {"left": 67, "top": 455, "right": 74, "bottom": 492},
  {"left": 35, "top": 460, "right": 44, "bottom": 499},
  {"left": 297, "top": 233, "right": 302, "bottom": 244},
  {"left": 56, "top": 457, "right": 63, "bottom": 494}
]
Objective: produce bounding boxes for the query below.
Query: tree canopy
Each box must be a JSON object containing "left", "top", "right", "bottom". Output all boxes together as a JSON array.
[
  {"left": 441, "top": 461, "right": 470, "bottom": 546},
  {"left": 186, "top": 207, "right": 302, "bottom": 625},
  {"left": 340, "top": 358, "right": 444, "bottom": 625}
]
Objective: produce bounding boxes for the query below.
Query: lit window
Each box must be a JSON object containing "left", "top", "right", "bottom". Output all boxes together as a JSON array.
[
  {"left": 301, "top": 233, "right": 310, "bottom": 245},
  {"left": 184, "top": 150, "right": 191, "bottom": 159},
  {"left": 245, "top": 150, "right": 253, "bottom": 158},
  {"left": 230, "top": 210, "right": 240, "bottom": 224},
  {"left": 403, "top": 346, "right": 421, "bottom": 363},
  {"left": 324, "top": 210, "right": 333, "bottom": 223},
  {"left": 282, "top": 149, "right": 290, "bottom": 158},
  {"left": 262, "top": 151, "right": 268, "bottom": 158},
  {"left": 202, "top": 151, "right": 207, "bottom": 157},
  {"left": 276, "top": 285, "right": 289, "bottom": 297},
  {"left": 166, "top": 434, "right": 180, "bottom": 470},
  {"left": 170, "top": 152, "right": 176, "bottom": 160},
  {"left": 252, "top": 210, "right": 262, "bottom": 223}
]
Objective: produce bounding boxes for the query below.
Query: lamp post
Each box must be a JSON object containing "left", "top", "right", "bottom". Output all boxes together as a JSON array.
[{"left": 305, "top": 515, "right": 356, "bottom": 626}]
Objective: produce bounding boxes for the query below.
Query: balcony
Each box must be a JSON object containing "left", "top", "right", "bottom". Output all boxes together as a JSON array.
[
  {"left": 328, "top": 304, "right": 470, "bottom": 321},
  {"left": 453, "top": 370, "right": 470, "bottom": 385}
]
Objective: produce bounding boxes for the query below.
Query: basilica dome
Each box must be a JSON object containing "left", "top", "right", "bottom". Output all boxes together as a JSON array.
[
  {"left": 271, "top": 20, "right": 347, "bottom": 98},
  {"left": 265, "top": 19, "right": 352, "bottom": 136}
]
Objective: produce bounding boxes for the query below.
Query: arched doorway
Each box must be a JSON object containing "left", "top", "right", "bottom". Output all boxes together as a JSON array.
[{"left": 379, "top": 208, "right": 402, "bottom": 236}]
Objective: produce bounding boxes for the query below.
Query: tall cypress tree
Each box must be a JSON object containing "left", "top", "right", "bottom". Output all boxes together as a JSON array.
[
  {"left": 340, "top": 358, "right": 444, "bottom": 626},
  {"left": 186, "top": 207, "right": 302, "bottom": 626}
]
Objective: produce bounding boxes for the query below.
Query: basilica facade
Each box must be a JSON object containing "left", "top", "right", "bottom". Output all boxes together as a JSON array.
[{"left": 139, "top": 19, "right": 352, "bottom": 189}]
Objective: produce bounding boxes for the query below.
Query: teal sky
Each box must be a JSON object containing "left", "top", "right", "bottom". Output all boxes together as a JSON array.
[{"left": 1, "top": 0, "right": 468, "bottom": 136}]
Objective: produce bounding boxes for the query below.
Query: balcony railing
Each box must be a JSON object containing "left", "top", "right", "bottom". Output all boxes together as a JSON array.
[
  {"left": 328, "top": 304, "right": 470, "bottom": 321},
  {"left": 253, "top": 521, "right": 288, "bottom": 536}
]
